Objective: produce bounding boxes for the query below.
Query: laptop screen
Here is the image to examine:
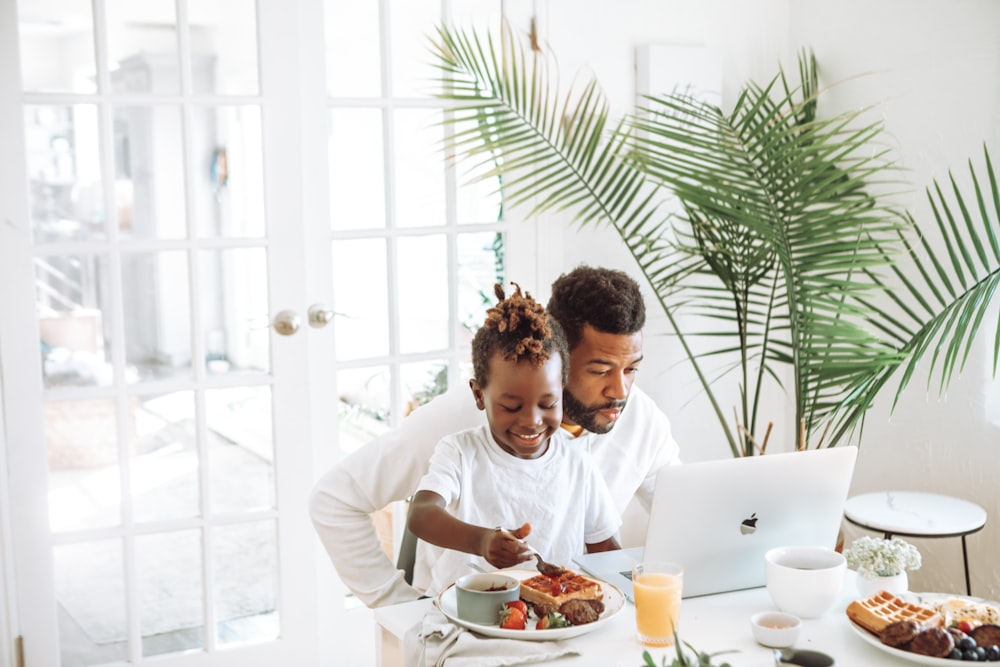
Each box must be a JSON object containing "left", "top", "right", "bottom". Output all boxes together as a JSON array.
[
  {"left": 643, "top": 447, "right": 858, "bottom": 597},
  {"left": 574, "top": 447, "right": 857, "bottom": 600}
]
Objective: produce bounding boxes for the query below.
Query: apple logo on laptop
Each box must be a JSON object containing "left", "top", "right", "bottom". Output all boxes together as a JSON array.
[{"left": 740, "top": 512, "right": 758, "bottom": 535}]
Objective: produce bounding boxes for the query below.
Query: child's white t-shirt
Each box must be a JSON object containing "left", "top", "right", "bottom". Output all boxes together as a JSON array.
[{"left": 416, "top": 424, "right": 621, "bottom": 595}]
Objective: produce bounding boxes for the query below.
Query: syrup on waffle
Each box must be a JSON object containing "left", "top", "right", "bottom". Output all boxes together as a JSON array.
[
  {"left": 519, "top": 570, "right": 603, "bottom": 607},
  {"left": 846, "top": 590, "right": 943, "bottom": 636}
]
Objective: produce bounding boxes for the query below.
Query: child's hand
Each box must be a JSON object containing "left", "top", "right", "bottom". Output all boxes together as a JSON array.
[{"left": 482, "top": 522, "right": 533, "bottom": 569}]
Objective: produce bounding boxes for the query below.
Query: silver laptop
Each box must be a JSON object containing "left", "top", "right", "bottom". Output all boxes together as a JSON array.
[{"left": 573, "top": 446, "right": 857, "bottom": 601}]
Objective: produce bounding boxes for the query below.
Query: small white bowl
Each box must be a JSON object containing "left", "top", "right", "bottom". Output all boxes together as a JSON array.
[{"left": 750, "top": 610, "right": 801, "bottom": 648}]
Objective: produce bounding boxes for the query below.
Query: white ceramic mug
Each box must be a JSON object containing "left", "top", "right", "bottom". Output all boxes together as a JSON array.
[{"left": 764, "top": 545, "right": 845, "bottom": 618}]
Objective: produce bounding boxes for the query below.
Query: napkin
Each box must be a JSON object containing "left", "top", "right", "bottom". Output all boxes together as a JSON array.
[{"left": 403, "top": 609, "right": 580, "bottom": 667}]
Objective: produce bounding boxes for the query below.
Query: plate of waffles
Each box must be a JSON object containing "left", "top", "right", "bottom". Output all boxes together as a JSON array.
[
  {"left": 435, "top": 569, "right": 625, "bottom": 640},
  {"left": 846, "top": 590, "right": 1000, "bottom": 665}
]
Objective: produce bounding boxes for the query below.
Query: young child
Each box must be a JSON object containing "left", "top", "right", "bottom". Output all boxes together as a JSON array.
[{"left": 407, "top": 282, "right": 621, "bottom": 595}]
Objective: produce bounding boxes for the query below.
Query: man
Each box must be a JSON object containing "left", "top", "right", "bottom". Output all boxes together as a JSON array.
[{"left": 309, "top": 265, "right": 681, "bottom": 607}]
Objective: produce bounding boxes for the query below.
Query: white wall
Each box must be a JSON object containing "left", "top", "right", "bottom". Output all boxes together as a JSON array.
[{"left": 528, "top": 0, "right": 1000, "bottom": 597}]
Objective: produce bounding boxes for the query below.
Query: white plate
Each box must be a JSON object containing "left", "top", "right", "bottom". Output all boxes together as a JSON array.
[
  {"left": 435, "top": 569, "right": 625, "bottom": 640},
  {"left": 847, "top": 592, "right": 1000, "bottom": 665}
]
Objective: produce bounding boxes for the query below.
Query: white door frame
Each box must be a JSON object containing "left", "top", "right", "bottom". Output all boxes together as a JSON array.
[
  {"left": 257, "top": 0, "right": 339, "bottom": 658},
  {"left": 0, "top": 0, "right": 61, "bottom": 661}
]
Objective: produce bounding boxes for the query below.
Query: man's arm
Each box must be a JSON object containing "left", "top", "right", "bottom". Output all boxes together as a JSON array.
[
  {"left": 585, "top": 536, "right": 621, "bottom": 553},
  {"left": 308, "top": 386, "right": 484, "bottom": 607}
]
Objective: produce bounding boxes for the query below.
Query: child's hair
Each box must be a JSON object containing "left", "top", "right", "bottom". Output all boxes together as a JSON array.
[{"left": 471, "top": 282, "right": 569, "bottom": 387}]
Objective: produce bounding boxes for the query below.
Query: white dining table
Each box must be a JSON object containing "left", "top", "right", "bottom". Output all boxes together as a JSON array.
[{"left": 373, "top": 571, "right": 922, "bottom": 666}]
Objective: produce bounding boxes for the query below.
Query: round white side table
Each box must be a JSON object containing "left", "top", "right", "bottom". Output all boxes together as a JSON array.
[{"left": 844, "top": 491, "right": 987, "bottom": 595}]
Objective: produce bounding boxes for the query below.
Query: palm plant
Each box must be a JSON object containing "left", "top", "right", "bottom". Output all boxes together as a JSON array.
[{"left": 429, "top": 23, "right": 1000, "bottom": 457}]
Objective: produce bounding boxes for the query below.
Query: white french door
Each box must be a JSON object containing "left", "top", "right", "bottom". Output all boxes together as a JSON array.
[
  {"left": 1, "top": 0, "right": 535, "bottom": 665},
  {"left": 1, "top": 0, "right": 333, "bottom": 664}
]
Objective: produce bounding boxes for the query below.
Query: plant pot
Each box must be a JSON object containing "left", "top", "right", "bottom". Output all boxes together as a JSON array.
[{"left": 856, "top": 570, "right": 908, "bottom": 598}]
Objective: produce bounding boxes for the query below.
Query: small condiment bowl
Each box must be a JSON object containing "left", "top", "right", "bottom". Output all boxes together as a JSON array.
[
  {"left": 454, "top": 573, "right": 521, "bottom": 625},
  {"left": 750, "top": 610, "right": 802, "bottom": 648}
]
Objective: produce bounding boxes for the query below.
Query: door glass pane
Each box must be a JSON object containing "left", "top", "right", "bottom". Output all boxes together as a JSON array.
[
  {"left": 24, "top": 105, "right": 105, "bottom": 244},
  {"left": 207, "top": 386, "right": 274, "bottom": 513},
  {"left": 132, "top": 391, "right": 199, "bottom": 523},
  {"left": 36, "top": 253, "right": 113, "bottom": 389},
  {"left": 332, "top": 239, "right": 388, "bottom": 360},
  {"left": 451, "top": 1, "right": 506, "bottom": 25},
  {"left": 137, "top": 529, "right": 204, "bottom": 657},
  {"left": 456, "top": 163, "right": 503, "bottom": 224},
  {"left": 329, "top": 108, "right": 385, "bottom": 230},
  {"left": 457, "top": 231, "right": 505, "bottom": 335},
  {"left": 106, "top": 0, "right": 179, "bottom": 94},
  {"left": 325, "top": 0, "right": 381, "bottom": 97},
  {"left": 54, "top": 539, "right": 127, "bottom": 665},
  {"left": 113, "top": 105, "right": 187, "bottom": 239},
  {"left": 338, "top": 365, "right": 390, "bottom": 456},
  {"left": 191, "top": 0, "right": 260, "bottom": 95},
  {"left": 47, "top": 397, "right": 122, "bottom": 532},
  {"left": 394, "top": 108, "right": 445, "bottom": 226},
  {"left": 387, "top": 0, "right": 439, "bottom": 98},
  {"left": 122, "top": 251, "right": 193, "bottom": 383},
  {"left": 398, "top": 235, "right": 447, "bottom": 353},
  {"left": 192, "top": 106, "right": 266, "bottom": 238},
  {"left": 401, "top": 360, "right": 449, "bottom": 415},
  {"left": 214, "top": 520, "right": 279, "bottom": 645},
  {"left": 197, "top": 249, "right": 270, "bottom": 376},
  {"left": 17, "top": 0, "right": 97, "bottom": 94}
]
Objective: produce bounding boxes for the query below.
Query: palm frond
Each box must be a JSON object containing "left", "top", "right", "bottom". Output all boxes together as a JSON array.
[
  {"left": 429, "top": 22, "right": 1000, "bottom": 454},
  {"left": 855, "top": 147, "right": 1000, "bottom": 410}
]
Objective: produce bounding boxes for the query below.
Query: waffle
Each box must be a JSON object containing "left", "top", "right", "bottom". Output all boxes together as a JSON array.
[
  {"left": 846, "top": 591, "right": 943, "bottom": 636},
  {"left": 519, "top": 570, "right": 603, "bottom": 607}
]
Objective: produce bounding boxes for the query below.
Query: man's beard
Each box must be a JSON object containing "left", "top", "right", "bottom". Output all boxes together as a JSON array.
[{"left": 562, "top": 389, "right": 627, "bottom": 434}]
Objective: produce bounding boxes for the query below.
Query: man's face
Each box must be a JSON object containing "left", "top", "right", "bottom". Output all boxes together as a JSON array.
[
  {"left": 470, "top": 354, "right": 563, "bottom": 459},
  {"left": 563, "top": 324, "right": 643, "bottom": 434}
]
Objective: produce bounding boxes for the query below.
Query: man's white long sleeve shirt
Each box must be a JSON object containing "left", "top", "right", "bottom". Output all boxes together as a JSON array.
[{"left": 308, "top": 383, "right": 680, "bottom": 607}]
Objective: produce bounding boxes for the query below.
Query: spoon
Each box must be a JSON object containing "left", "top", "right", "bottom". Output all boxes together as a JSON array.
[
  {"left": 773, "top": 648, "right": 836, "bottom": 667},
  {"left": 524, "top": 545, "right": 566, "bottom": 577}
]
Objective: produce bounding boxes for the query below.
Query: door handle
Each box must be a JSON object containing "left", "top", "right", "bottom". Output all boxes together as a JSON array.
[
  {"left": 307, "top": 303, "right": 335, "bottom": 328},
  {"left": 271, "top": 304, "right": 337, "bottom": 334},
  {"left": 271, "top": 309, "right": 301, "bottom": 336}
]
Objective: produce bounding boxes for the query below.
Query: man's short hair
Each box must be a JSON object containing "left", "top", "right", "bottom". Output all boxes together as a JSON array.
[{"left": 547, "top": 265, "right": 646, "bottom": 349}]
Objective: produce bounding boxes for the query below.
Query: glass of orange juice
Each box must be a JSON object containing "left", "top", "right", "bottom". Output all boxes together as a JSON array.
[{"left": 632, "top": 561, "right": 683, "bottom": 646}]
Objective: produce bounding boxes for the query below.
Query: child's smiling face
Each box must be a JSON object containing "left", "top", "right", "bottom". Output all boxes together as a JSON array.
[{"left": 470, "top": 353, "right": 563, "bottom": 459}]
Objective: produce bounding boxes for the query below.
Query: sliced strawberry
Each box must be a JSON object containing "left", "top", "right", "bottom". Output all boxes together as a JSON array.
[{"left": 505, "top": 600, "right": 528, "bottom": 616}]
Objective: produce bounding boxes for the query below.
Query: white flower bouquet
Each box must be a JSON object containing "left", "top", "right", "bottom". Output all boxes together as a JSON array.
[{"left": 843, "top": 536, "right": 922, "bottom": 579}]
